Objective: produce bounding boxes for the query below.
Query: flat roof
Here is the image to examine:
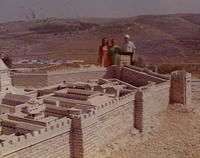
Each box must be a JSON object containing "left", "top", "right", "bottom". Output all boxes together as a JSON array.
[
  {"left": 16, "top": 122, "right": 43, "bottom": 131},
  {"left": 2, "top": 93, "right": 31, "bottom": 106}
]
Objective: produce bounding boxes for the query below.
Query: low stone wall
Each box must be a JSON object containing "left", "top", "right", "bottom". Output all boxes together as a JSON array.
[
  {"left": 121, "top": 66, "right": 168, "bottom": 87},
  {"left": 11, "top": 67, "right": 115, "bottom": 88},
  {"left": 0, "top": 118, "right": 71, "bottom": 158},
  {"left": 47, "top": 67, "right": 114, "bottom": 85},
  {"left": 11, "top": 73, "right": 48, "bottom": 88},
  {"left": 155, "top": 81, "right": 170, "bottom": 112}
]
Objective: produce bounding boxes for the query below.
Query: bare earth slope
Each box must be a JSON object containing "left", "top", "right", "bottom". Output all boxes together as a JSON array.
[
  {"left": 0, "top": 14, "right": 200, "bottom": 64},
  {"left": 96, "top": 91, "right": 200, "bottom": 158}
]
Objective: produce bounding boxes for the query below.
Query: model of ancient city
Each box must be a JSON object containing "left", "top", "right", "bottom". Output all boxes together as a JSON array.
[{"left": 0, "top": 55, "right": 193, "bottom": 158}]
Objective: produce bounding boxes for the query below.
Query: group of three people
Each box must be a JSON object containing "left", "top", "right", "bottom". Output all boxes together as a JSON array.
[{"left": 98, "top": 34, "right": 136, "bottom": 67}]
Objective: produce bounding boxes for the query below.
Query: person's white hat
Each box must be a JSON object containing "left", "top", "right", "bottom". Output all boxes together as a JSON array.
[{"left": 124, "top": 34, "right": 130, "bottom": 38}]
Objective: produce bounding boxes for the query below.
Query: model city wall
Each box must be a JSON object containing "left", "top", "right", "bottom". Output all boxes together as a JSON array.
[{"left": 2, "top": 65, "right": 191, "bottom": 158}]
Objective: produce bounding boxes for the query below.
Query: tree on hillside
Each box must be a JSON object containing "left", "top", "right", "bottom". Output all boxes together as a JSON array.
[{"left": 23, "top": 8, "right": 37, "bottom": 21}]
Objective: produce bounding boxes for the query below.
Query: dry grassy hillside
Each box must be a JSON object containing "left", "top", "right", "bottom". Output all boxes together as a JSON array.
[{"left": 0, "top": 14, "right": 200, "bottom": 64}]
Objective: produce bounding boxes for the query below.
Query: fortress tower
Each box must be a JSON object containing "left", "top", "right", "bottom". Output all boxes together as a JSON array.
[{"left": 170, "top": 70, "right": 192, "bottom": 107}]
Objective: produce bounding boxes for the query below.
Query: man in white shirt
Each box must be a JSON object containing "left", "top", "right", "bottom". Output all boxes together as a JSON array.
[{"left": 121, "top": 34, "right": 136, "bottom": 64}]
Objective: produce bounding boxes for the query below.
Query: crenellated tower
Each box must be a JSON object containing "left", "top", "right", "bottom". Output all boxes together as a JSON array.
[{"left": 170, "top": 70, "right": 192, "bottom": 107}]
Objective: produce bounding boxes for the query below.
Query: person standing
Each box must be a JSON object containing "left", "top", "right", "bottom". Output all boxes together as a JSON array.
[
  {"left": 121, "top": 34, "right": 136, "bottom": 64},
  {"left": 109, "top": 39, "right": 120, "bottom": 65},
  {"left": 98, "top": 37, "right": 112, "bottom": 67}
]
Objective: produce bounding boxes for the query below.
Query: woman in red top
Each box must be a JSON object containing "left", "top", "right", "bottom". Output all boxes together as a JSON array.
[{"left": 98, "top": 37, "right": 112, "bottom": 67}]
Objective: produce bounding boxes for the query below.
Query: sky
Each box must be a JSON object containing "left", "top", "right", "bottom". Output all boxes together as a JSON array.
[{"left": 0, "top": 0, "right": 200, "bottom": 22}]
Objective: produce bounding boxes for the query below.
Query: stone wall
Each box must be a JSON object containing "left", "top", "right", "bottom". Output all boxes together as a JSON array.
[
  {"left": 0, "top": 59, "right": 12, "bottom": 94},
  {"left": 0, "top": 71, "right": 12, "bottom": 94},
  {"left": 170, "top": 71, "right": 192, "bottom": 106},
  {"left": 134, "top": 82, "right": 170, "bottom": 132},
  {"left": 71, "top": 114, "right": 98, "bottom": 158},
  {"left": 155, "top": 82, "right": 171, "bottom": 112},
  {"left": 11, "top": 73, "right": 48, "bottom": 88},
  {"left": 121, "top": 66, "right": 168, "bottom": 87},
  {"left": 0, "top": 118, "right": 71, "bottom": 158},
  {"left": 11, "top": 66, "right": 169, "bottom": 88},
  {"left": 96, "top": 94, "right": 135, "bottom": 147},
  {"left": 11, "top": 67, "right": 115, "bottom": 88},
  {"left": 69, "top": 92, "right": 136, "bottom": 158},
  {"left": 47, "top": 67, "right": 114, "bottom": 85}
]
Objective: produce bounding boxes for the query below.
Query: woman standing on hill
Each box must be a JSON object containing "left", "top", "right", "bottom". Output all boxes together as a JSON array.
[
  {"left": 109, "top": 39, "right": 120, "bottom": 65},
  {"left": 98, "top": 37, "right": 112, "bottom": 67}
]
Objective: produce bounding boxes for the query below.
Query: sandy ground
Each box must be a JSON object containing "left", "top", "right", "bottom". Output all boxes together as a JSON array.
[{"left": 96, "top": 91, "right": 200, "bottom": 158}]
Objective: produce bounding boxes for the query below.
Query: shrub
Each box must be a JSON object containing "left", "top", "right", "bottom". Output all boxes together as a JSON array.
[
  {"left": 29, "top": 24, "right": 70, "bottom": 34},
  {"left": 146, "top": 64, "right": 157, "bottom": 72},
  {"left": 134, "top": 57, "right": 145, "bottom": 68},
  {"left": 157, "top": 64, "right": 183, "bottom": 74}
]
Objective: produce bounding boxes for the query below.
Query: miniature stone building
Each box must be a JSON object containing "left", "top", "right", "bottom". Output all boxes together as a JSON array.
[
  {"left": 0, "top": 58, "right": 191, "bottom": 158},
  {"left": 0, "top": 59, "right": 12, "bottom": 95}
]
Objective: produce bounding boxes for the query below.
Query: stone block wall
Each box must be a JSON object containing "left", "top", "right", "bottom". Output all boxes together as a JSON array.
[
  {"left": 71, "top": 113, "right": 98, "bottom": 158},
  {"left": 0, "top": 70, "right": 12, "bottom": 94},
  {"left": 47, "top": 67, "right": 115, "bottom": 86},
  {"left": 96, "top": 93, "right": 135, "bottom": 147},
  {"left": 69, "top": 92, "right": 136, "bottom": 158},
  {"left": 170, "top": 71, "right": 192, "bottom": 106},
  {"left": 48, "top": 71, "right": 111, "bottom": 86},
  {"left": 121, "top": 67, "right": 167, "bottom": 87},
  {"left": 134, "top": 82, "right": 170, "bottom": 132},
  {"left": 155, "top": 81, "right": 171, "bottom": 112},
  {"left": 0, "top": 118, "right": 71, "bottom": 158},
  {"left": 11, "top": 73, "right": 48, "bottom": 88},
  {"left": 185, "top": 74, "right": 192, "bottom": 106},
  {"left": 11, "top": 67, "right": 115, "bottom": 88}
]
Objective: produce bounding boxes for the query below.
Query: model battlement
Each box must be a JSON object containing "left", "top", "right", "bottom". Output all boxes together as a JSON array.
[
  {"left": 68, "top": 90, "right": 136, "bottom": 128},
  {"left": 46, "top": 66, "right": 107, "bottom": 74},
  {"left": 156, "top": 81, "right": 171, "bottom": 91},
  {"left": 125, "top": 65, "right": 171, "bottom": 80},
  {"left": 171, "top": 70, "right": 191, "bottom": 78},
  {"left": 0, "top": 117, "right": 71, "bottom": 156},
  {"left": 135, "top": 82, "right": 156, "bottom": 99},
  {"left": 95, "top": 91, "right": 135, "bottom": 115}
]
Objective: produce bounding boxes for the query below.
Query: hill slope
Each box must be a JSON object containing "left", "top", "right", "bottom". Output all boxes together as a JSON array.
[{"left": 0, "top": 14, "right": 200, "bottom": 64}]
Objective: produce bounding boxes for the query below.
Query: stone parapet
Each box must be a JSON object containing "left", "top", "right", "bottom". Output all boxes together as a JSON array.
[
  {"left": 0, "top": 117, "right": 71, "bottom": 157},
  {"left": 125, "top": 65, "right": 171, "bottom": 80}
]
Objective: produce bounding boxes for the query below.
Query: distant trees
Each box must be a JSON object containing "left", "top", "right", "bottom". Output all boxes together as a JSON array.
[
  {"left": 29, "top": 24, "right": 69, "bottom": 34},
  {"left": 133, "top": 57, "right": 183, "bottom": 74},
  {"left": 24, "top": 8, "right": 37, "bottom": 21},
  {"left": 157, "top": 64, "right": 183, "bottom": 74},
  {"left": 29, "top": 22, "right": 96, "bottom": 34}
]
